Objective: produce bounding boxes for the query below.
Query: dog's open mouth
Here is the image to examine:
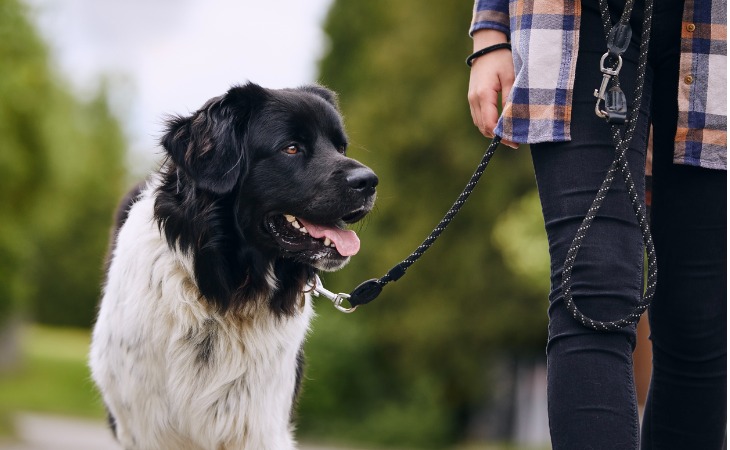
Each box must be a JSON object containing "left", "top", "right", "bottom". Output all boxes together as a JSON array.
[{"left": 265, "top": 213, "right": 362, "bottom": 262}]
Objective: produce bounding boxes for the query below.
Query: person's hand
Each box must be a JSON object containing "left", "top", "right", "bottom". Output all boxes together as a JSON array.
[{"left": 467, "top": 29, "right": 518, "bottom": 148}]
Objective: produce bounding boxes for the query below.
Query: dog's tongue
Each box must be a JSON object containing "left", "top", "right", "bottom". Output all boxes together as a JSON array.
[{"left": 298, "top": 218, "right": 360, "bottom": 257}]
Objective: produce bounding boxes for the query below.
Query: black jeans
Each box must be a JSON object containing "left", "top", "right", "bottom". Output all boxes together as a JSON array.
[{"left": 530, "top": 0, "right": 727, "bottom": 448}]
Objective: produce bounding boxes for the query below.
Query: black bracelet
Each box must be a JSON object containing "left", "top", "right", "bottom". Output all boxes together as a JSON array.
[{"left": 466, "top": 42, "right": 512, "bottom": 67}]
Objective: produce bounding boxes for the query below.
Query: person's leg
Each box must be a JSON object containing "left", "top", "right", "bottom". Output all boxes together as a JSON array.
[
  {"left": 641, "top": 1, "right": 728, "bottom": 447},
  {"left": 530, "top": 0, "right": 651, "bottom": 448}
]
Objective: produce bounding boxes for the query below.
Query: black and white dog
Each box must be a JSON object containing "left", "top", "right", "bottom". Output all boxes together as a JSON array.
[{"left": 89, "top": 82, "right": 377, "bottom": 450}]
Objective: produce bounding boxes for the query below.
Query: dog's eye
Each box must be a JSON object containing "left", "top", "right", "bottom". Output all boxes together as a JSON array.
[
  {"left": 283, "top": 145, "right": 299, "bottom": 155},
  {"left": 338, "top": 145, "right": 347, "bottom": 154}
]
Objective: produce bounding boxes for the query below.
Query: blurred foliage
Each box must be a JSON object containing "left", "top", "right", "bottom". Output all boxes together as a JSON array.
[
  {"left": 0, "top": 0, "right": 127, "bottom": 327},
  {"left": 1, "top": 0, "right": 551, "bottom": 447},
  {"left": 297, "top": 1, "right": 549, "bottom": 448}
]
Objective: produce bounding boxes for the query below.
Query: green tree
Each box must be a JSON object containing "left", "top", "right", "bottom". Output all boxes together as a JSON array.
[
  {"left": 0, "top": 0, "right": 127, "bottom": 329},
  {"left": 297, "top": 1, "right": 549, "bottom": 447},
  {"left": 0, "top": 0, "right": 50, "bottom": 324}
]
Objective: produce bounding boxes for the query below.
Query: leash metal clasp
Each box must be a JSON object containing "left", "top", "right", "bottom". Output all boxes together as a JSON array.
[
  {"left": 594, "top": 52, "right": 627, "bottom": 124},
  {"left": 310, "top": 275, "right": 358, "bottom": 313}
]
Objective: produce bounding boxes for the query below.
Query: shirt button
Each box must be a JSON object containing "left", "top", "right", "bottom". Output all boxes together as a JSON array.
[
  {"left": 684, "top": 75, "right": 694, "bottom": 84},
  {"left": 686, "top": 23, "right": 696, "bottom": 32}
]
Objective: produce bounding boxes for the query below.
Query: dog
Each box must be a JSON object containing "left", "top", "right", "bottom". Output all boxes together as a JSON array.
[{"left": 89, "top": 82, "right": 377, "bottom": 450}]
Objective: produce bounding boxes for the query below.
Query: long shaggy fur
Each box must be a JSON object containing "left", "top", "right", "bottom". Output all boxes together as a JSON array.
[{"left": 89, "top": 82, "right": 376, "bottom": 450}]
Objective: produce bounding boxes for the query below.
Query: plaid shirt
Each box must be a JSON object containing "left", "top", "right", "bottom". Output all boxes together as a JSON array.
[{"left": 471, "top": 0, "right": 727, "bottom": 170}]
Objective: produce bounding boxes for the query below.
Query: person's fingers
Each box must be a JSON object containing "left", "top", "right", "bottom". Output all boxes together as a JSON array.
[
  {"left": 467, "top": 92, "right": 485, "bottom": 136},
  {"left": 497, "top": 76, "right": 518, "bottom": 147},
  {"left": 501, "top": 78, "right": 514, "bottom": 111},
  {"left": 468, "top": 77, "right": 500, "bottom": 137}
]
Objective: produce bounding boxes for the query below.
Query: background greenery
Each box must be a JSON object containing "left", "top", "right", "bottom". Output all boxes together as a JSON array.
[
  {"left": 0, "top": 0, "right": 127, "bottom": 328},
  {"left": 295, "top": 3, "right": 547, "bottom": 447},
  {"left": 0, "top": 0, "right": 549, "bottom": 448}
]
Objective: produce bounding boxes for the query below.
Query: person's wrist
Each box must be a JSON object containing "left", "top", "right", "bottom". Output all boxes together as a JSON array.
[
  {"left": 466, "top": 43, "right": 511, "bottom": 67},
  {"left": 472, "top": 29, "right": 509, "bottom": 50}
]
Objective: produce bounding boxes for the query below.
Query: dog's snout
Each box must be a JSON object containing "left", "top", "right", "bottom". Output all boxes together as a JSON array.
[{"left": 346, "top": 167, "right": 378, "bottom": 193}]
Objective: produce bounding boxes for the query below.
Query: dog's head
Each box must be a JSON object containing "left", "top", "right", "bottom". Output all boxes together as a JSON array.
[{"left": 154, "top": 83, "right": 376, "bottom": 312}]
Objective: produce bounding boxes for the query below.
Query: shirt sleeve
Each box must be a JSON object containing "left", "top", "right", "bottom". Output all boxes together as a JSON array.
[{"left": 470, "top": 0, "right": 510, "bottom": 37}]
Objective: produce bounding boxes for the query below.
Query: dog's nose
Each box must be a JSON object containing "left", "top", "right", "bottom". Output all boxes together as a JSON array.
[{"left": 346, "top": 168, "right": 378, "bottom": 193}]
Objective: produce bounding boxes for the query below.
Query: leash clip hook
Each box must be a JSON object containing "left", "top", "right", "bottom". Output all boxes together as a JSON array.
[
  {"left": 594, "top": 52, "right": 626, "bottom": 123},
  {"left": 310, "top": 275, "right": 358, "bottom": 313}
]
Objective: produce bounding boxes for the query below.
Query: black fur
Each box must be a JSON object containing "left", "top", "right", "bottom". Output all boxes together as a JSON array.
[
  {"left": 103, "top": 182, "right": 144, "bottom": 273},
  {"left": 106, "top": 406, "right": 118, "bottom": 439},
  {"left": 152, "top": 82, "right": 377, "bottom": 316},
  {"left": 194, "top": 318, "right": 218, "bottom": 365},
  {"left": 291, "top": 348, "right": 307, "bottom": 419},
  {"left": 98, "top": 82, "right": 376, "bottom": 443}
]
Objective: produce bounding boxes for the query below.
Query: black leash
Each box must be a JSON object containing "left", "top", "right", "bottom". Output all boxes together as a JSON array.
[
  {"left": 311, "top": 136, "right": 501, "bottom": 312},
  {"left": 315, "top": 0, "right": 656, "bottom": 332},
  {"left": 562, "top": 0, "right": 656, "bottom": 331}
]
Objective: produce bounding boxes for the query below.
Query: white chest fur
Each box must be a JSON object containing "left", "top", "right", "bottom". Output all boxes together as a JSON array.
[{"left": 89, "top": 185, "right": 314, "bottom": 450}]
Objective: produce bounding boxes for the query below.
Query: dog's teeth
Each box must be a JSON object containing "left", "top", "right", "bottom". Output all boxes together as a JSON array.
[
  {"left": 299, "top": 226, "right": 308, "bottom": 234},
  {"left": 323, "top": 237, "right": 332, "bottom": 247},
  {"left": 291, "top": 220, "right": 301, "bottom": 229},
  {"left": 284, "top": 214, "right": 296, "bottom": 223}
]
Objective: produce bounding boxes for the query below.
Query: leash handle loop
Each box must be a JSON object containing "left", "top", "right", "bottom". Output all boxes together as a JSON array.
[{"left": 562, "top": 0, "right": 656, "bottom": 331}]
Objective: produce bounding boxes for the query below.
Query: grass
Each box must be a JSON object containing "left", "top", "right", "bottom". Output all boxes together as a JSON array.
[
  {"left": 0, "top": 325, "right": 106, "bottom": 429},
  {"left": 0, "top": 326, "right": 551, "bottom": 449}
]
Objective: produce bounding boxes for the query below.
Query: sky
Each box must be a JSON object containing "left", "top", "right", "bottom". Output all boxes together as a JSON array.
[{"left": 23, "top": 0, "right": 334, "bottom": 171}]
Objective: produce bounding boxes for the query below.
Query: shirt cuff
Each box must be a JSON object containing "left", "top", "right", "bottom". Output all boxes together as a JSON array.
[{"left": 469, "top": 0, "right": 510, "bottom": 36}]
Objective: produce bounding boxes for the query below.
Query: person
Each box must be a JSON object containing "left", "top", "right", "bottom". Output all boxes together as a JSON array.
[{"left": 467, "top": 0, "right": 726, "bottom": 448}]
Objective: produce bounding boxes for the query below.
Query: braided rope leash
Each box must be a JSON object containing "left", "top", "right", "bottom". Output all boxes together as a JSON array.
[
  {"left": 316, "top": 0, "right": 656, "bottom": 329},
  {"left": 561, "top": 0, "right": 656, "bottom": 331},
  {"left": 312, "top": 136, "right": 502, "bottom": 312}
]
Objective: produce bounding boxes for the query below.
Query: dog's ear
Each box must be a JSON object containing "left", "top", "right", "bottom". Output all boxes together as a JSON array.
[
  {"left": 161, "top": 83, "right": 267, "bottom": 194},
  {"left": 298, "top": 84, "right": 339, "bottom": 109}
]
